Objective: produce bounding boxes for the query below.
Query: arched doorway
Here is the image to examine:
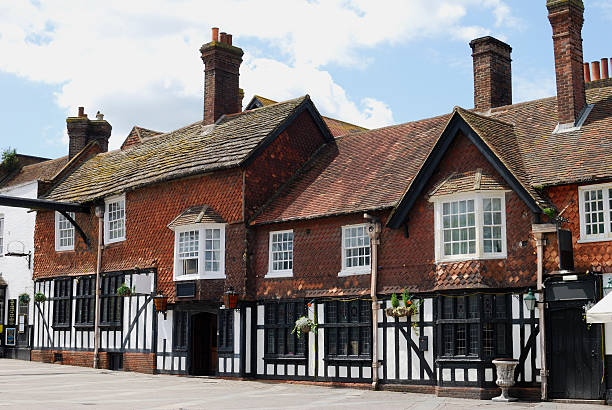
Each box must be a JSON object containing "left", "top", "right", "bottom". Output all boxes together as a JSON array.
[{"left": 190, "top": 312, "right": 217, "bottom": 375}]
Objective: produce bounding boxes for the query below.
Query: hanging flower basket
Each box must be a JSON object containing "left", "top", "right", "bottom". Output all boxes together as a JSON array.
[
  {"left": 19, "top": 293, "right": 30, "bottom": 305},
  {"left": 116, "top": 283, "right": 132, "bottom": 297},
  {"left": 292, "top": 316, "right": 317, "bottom": 338},
  {"left": 385, "top": 306, "right": 410, "bottom": 318},
  {"left": 34, "top": 292, "right": 47, "bottom": 303}
]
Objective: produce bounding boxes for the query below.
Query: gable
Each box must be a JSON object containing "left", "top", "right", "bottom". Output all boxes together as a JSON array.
[{"left": 387, "top": 111, "right": 543, "bottom": 229}]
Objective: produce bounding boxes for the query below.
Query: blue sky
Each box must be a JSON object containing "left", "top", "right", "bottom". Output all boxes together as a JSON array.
[{"left": 0, "top": 0, "right": 610, "bottom": 159}]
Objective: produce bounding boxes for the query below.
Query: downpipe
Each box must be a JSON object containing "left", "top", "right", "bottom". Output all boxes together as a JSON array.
[
  {"left": 365, "top": 213, "right": 381, "bottom": 390},
  {"left": 93, "top": 204, "right": 105, "bottom": 369},
  {"left": 535, "top": 233, "right": 548, "bottom": 401}
]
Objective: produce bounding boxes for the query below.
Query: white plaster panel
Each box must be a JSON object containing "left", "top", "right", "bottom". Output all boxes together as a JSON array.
[
  {"left": 297, "top": 365, "right": 306, "bottom": 376},
  {"left": 513, "top": 324, "right": 520, "bottom": 361},
  {"left": 287, "top": 364, "right": 295, "bottom": 376},
  {"left": 245, "top": 307, "right": 251, "bottom": 374},
  {"left": 219, "top": 358, "right": 225, "bottom": 372},
  {"left": 424, "top": 326, "right": 433, "bottom": 380},
  {"left": 485, "top": 368, "right": 493, "bottom": 382},
  {"left": 386, "top": 325, "right": 395, "bottom": 379},
  {"left": 328, "top": 365, "right": 336, "bottom": 378},
  {"left": 424, "top": 298, "right": 433, "bottom": 322},
  {"left": 455, "top": 368, "right": 464, "bottom": 382},
  {"left": 512, "top": 294, "right": 520, "bottom": 320},
  {"left": 277, "top": 364, "right": 284, "bottom": 376},
  {"left": 234, "top": 310, "right": 241, "bottom": 353},
  {"left": 267, "top": 364, "right": 274, "bottom": 375},
  {"left": 234, "top": 358, "right": 240, "bottom": 374},
  {"left": 442, "top": 368, "right": 451, "bottom": 381},
  {"left": 257, "top": 329, "right": 264, "bottom": 374},
  {"left": 351, "top": 366, "right": 359, "bottom": 378},
  {"left": 524, "top": 326, "right": 532, "bottom": 381},
  {"left": 362, "top": 366, "right": 371, "bottom": 379},
  {"left": 468, "top": 368, "right": 477, "bottom": 382},
  {"left": 339, "top": 366, "right": 348, "bottom": 378},
  {"left": 399, "top": 324, "right": 408, "bottom": 379},
  {"left": 257, "top": 305, "right": 264, "bottom": 326}
]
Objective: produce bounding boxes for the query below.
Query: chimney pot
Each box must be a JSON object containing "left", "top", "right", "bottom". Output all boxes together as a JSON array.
[
  {"left": 584, "top": 62, "right": 591, "bottom": 83},
  {"left": 601, "top": 58, "right": 609, "bottom": 80},
  {"left": 78, "top": 106, "right": 85, "bottom": 117},
  {"left": 220, "top": 32, "right": 227, "bottom": 43},
  {"left": 96, "top": 111, "right": 104, "bottom": 120},
  {"left": 212, "top": 27, "right": 219, "bottom": 42},
  {"left": 227, "top": 34, "right": 232, "bottom": 46},
  {"left": 591, "top": 61, "right": 601, "bottom": 81}
]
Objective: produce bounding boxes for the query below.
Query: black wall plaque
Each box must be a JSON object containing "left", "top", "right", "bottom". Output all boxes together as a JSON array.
[
  {"left": 7, "top": 299, "right": 16, "bottom": 326},
  {"left": 557, "top": 229, "right": 575, "bottom": 271},
  {"left": 419, "top": 335, "right": 428, "bottom": 351},
  {"left": 176, "top": 282, "right": 196, "bottom": 298}
]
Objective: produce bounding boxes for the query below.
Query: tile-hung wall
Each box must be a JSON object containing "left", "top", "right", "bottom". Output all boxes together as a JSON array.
[
  {"left": 253, "top": 293, "right": 540, "bottom": 388},
  {"left": 32, "top": 271, "right": 155, "bottom": 354}
]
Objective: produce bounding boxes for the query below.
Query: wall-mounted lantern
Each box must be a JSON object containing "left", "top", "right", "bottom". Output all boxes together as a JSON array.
[
  {"left": 154, "top": 294, "right": 168, "bottom": 319},
  {"left": 524, "top": 289, "right": 537, "bottom": 312},
  {"left": 224, "top": 288, "right": 239, "bottom": 309}
]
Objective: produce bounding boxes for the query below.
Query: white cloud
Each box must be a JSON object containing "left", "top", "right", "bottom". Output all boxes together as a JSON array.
[
  {"left": 513, "top": 73, "right": 556, "bottom": 103},
  {"left": 0, "top": 0, "right": 518, "bottom": 149}
]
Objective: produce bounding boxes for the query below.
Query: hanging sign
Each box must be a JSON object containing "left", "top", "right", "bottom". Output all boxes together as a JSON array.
[
  {"left": 18, "top": 315, "right": 25, "bottom": 333},
  {"left": 7, "top": 299, "right": 16, "bottom": 325}
]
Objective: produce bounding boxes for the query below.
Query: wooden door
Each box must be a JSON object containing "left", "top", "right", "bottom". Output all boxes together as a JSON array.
[
  {"left": 548, "top": 306, "right": 604, "bottom": 399},
  {"left": 190, "top": 312, "right": 218, "bottom": 376}
]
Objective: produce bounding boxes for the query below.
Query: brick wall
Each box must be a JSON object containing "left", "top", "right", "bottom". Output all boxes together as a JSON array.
[
  {"left": 34, "top": 168, "right": 244, "bottom": 302},
  {"left": 31, "top": 350, "right": 156, "bottom": 373},
  {"left": 252, "top": 131, "right": 538, "bottom": 299},
  {"left": 543, "top": 183, "right": 612, "bottom": 273},
  {"left": 244, "top": 110, "right": 327, "bottom": 221}
]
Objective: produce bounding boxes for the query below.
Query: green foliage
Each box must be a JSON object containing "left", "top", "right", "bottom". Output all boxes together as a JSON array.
[
  {"left": 116, "top": 283, "right": 132, "bottom": 297},
  {"left": 1, "top": 148, "right": 19, "bottom": 172},
  {"left": 543, "top": 207, "right": 557, "bottom": 220},
  {"left": 19, "top": 293, "right": 30, "bottom": 305},
  {"left": 391, "top": 293, "right": 400, "bottom": 308},
  {"left": 292, "top": 316, "right": 317, "bottom": 338},
  {"left": 34, "top": 292, "right": 47, "bottom": 303},
  {"left": 402, "top": 289, "right": 411, "bottom": 307}
]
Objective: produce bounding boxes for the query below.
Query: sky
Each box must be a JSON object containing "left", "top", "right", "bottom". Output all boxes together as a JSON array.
[{"left": 0, "top": 0, "right": 610, "bottom": 159}]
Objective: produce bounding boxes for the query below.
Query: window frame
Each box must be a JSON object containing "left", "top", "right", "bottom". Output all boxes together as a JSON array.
[
  {"left": 104, "top": 194, "right": 126, "bottom": 245},
  {"left": 55, "top": 212, "right": 76, "bottom": 252},
  {"left": 432, "top": 191, "right": 508, "bottom": 263},
  {"left": 173, "top": 311, "right": 189, "bottom": 352},
  {"left": 172, "top": 223, "right": 226, "bottom": 281},
  {"left": 263, "top": 301, "right": 307, "bottom": 360},
  {"left": 436, "top": 294, "right": 511, "bottom": 360},
  {"left": 74, "top": 276, "right": 95, "bottom": 328},
  {"left": 52, "top": 278, "right": 72, "bottom": 329},
  {"left": 0, "top": 214, "right": 4, "bottom": 256},
  {"left": 338, "top": 223, "right": 371, "bottom": 277},
  {"left": 100, "top": 275, "right": 123, "bottom": 328},
  {"left": 266, "top": 229, "right": 294, "bottom": 278},
  {"left": 324, "top": 299, "right": 372, "bottom": 361},
  {"left": 578, "top": 183, "right": 612, "bottom": 243},
  {"left": 218, "top": 309, "right": 235, "bottom": 352}
]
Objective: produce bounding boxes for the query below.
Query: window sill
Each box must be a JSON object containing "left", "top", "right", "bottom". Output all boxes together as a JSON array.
[
  {"left": 577, "top": 237, "right": 612, "bottom": 244},
  {"left": 263, "top": 355, "right": 307, "bottom": 362},
  {"left": 436, "top": 357, "right": 485, "bottom": 363},
  {"left": 104, "top": 238, "right": 126, "bottom": 247},
  {"left": 54, "top": 248, "right": 75, "bottom": 253},
  {"left": 265, "top": 271, "right": 293, "bottom": 279},
  {"left": 324, "top": 356, "right": 372, "bottom": 363},
  {"left": 174, "top": 272, "right": 226, "bottom": 281},
  {"left": 436, "top": 254, "right": 507, "bottom": 264},
  {"left": 52, "top": 324, "right": 72, "bottom": 330},
  {"left": 338, "top": 269, "right": 370, "bottom": 277}
]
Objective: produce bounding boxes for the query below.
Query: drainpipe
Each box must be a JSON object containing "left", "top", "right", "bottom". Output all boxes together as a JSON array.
[
  {"left": 93, "top": 204, "right": 105, "bottom": 369},
  {"left": 534, "top": 230, "right": 548, "bottom": 401},
  {"left": 365, "top": 213, "right": 381, "bottom": 390}
]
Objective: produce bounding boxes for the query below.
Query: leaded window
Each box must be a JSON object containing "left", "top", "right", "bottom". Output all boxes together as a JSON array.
[
  {"left": 325, "top": 300, "right": 371, "bottom": 359},
  {"left": 219, "top": 309, "right": 234, "bottom": 352},
  {"left": 437, "top": 294, "right": 510, "bottom": 359},
  {"left": 173, "top": 311, "right": 188, "bottom": 351},
  {"left": 100, "top": 275, "right": 123, "bottom": 327},
  {"left": 75, "top": 277, "right": 95, "bottom": 327},
  {"left": 264, "top": 301, "right": 306, "bottom": 358},
  {"left": 53, "top": 279, "right": 72, "bottom": 328}
]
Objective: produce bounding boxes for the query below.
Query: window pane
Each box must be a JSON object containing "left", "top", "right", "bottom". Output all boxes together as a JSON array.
[
  {"left": 584, "top": 189, "right": 605, "bottom": 236},
  {"left": 343, "top": 225, "right": 370, "bottom": 269},
  {"left": 482, "top": 197, "right": 503, "bottom": 254},
  {"left": 270, "top": 231, "right": 293, "bottom": 272},
  {"left": 442, "top": 199, "right": 476, "bottom": 256}
]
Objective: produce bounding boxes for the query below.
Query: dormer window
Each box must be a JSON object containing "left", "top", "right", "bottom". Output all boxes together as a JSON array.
[
  {"left": 169, "top": 205, "right": 227, "bottom": 281},
  {"left": 104, "top": 195, "right": 126, "bottom": 244},
  {"left": 433, "top": 192, "right": 507, "bottom": 263}
]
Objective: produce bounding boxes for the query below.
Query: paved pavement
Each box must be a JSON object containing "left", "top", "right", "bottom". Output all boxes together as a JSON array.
[{"left": 0, "top": 359, "right": 606, "bottom": 409}]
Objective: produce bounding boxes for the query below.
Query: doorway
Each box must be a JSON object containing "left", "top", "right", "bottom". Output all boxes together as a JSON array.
[
  {"left": 190, "top": 312, "right": 217, "bottom": 375},
  {"left": 547, "top": 304, "right": 604, "bottom": 400}
]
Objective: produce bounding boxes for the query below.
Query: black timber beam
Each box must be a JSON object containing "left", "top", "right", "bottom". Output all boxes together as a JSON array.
[{"left": 0, "top": 195, "right": 89, "bottom": 213}]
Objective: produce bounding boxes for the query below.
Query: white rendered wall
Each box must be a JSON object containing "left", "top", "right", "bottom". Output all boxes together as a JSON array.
[{"left": 0, "top": 181, "right": 37, "bottom": 324}]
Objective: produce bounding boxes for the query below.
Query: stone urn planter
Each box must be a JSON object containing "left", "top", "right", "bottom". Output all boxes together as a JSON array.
[{"left": 492, "top": 359, "right": 519, "bottom": 402}]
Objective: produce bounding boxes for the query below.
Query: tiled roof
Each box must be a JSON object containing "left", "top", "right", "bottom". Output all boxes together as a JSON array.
[
  {"left": 167, "top": 205, "right": 226, "bottom": 229},
  {"left": 253, "top": 84, "right": 612, "bottom": 224},
  {"left": 429, "top": 169, "right": 507, "bottom": 197},
  {"left": 247, "top": 95, "right": 367, "bottom": 137},
  {"left": 252, "top": 114, "right": 451, "bottom": 224},
  {"left": 45, "top": 96, "right": 312, "bottom": 203},
  {"left": 0, "top": 156, "right": 69, "bottom": 189}
]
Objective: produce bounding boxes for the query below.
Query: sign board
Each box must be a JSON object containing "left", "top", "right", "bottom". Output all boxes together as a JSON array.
[
  {"left": 603, "top": 274, "right": 612, "bottom": 297},
  {"left": 18, "top": 314, "right": 25, "bottom": 333},
  {"left": 7, "top": 299, "right": 16, "bottom": 325},
  {"left": 6, "top": 328, "right": 16, "bottom": 346},
  {"left": 0, "top": 324, "right": 3, "bottom": 334}
]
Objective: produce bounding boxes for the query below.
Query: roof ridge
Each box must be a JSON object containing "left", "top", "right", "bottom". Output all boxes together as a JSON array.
[{"left": 455, "top": 106, "right": 515, "bottom": 127}]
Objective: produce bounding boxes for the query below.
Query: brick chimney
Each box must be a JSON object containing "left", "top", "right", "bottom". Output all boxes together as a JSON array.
[
  {"left": 200, "top": 28, "right": 244, "bottom": 125},
  {"left": 547, "top": 0, "right": 586, "bottom": 126},
  {"left": 66, "top": 107, "right": 112, "bottom": 158},
  {"left": 470, "top": 36, "right": 512, "bottom": 112}
]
